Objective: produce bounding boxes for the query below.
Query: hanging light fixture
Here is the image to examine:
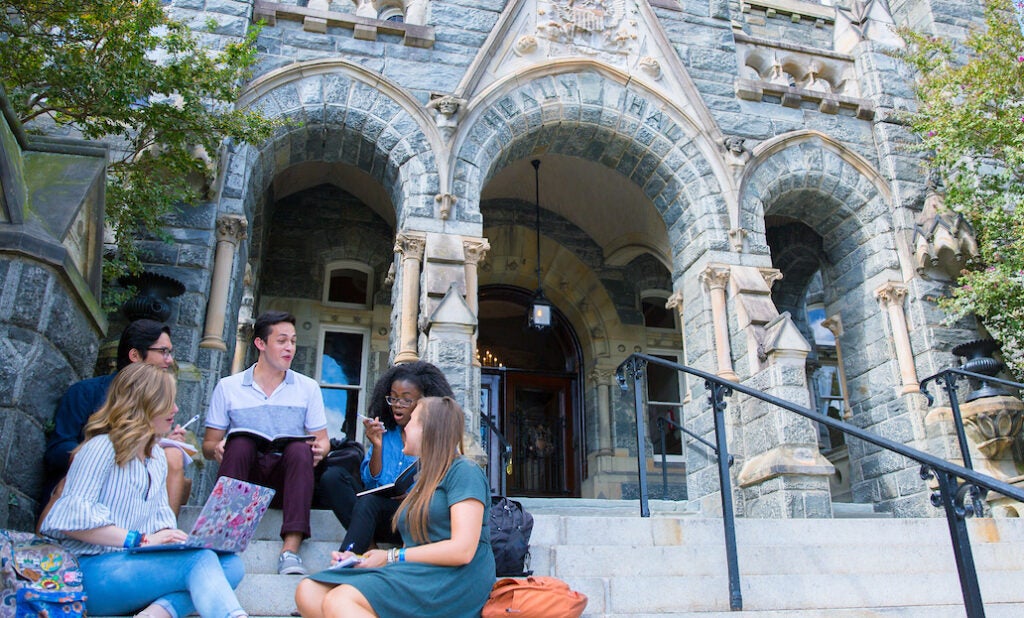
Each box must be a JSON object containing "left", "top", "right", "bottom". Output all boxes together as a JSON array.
[{"left": 529, "top": 159, "right": 552, "bottom": 330}]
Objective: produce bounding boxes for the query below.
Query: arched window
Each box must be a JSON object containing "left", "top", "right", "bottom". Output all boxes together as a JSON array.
[
  {"left": 379, "top": 7, "right": 404, "bottom": 22},
  {"left": 323, "top": 261, "right": 372, "bottom": 308}
]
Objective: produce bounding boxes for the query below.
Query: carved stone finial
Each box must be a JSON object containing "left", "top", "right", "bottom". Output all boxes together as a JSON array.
[
  {"left": 729, "top": 228, "right": 748, "bottom": 253},
  {"left": 435, "top": 193, "right": 457, "bottom": 220}
]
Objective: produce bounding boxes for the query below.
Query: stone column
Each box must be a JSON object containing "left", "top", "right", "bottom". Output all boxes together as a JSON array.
[
  {"left": 874, "top": 282, "right": 918, "bottom": 394},
  {"left": 821, "top": 314, "right": 852, "bottom": 418},
  {"left": 590, "top": 368, "right": 614, "bottom": 455},
  {"left": 666, "top": 290, "right": 691, "bottom": 401},
  {"left": 701, "top": 265, "right": 738, "bottom": 381},
  {"left": 462, "top": 237, "right": 490, "bottom": 367},
  {"left": 394, "top": 232, "right": 426, "bottom": 364},
  {"left": 200, "top": 215, "right": 247, "bottom": 351}
]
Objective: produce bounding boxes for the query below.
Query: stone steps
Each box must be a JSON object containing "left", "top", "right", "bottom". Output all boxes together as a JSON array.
[{"left": 95, "top": 502, "right": 1024, "bottom": 617}]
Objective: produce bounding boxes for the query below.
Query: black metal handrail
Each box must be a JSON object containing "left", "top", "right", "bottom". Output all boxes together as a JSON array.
[
  {"left": 482, "top": 412, "right": 513, "bottom": 495},
  {"left": 615, "top": 353, "right": 1024, "bottom": 616},
  {"left": 654, "top": 415, "right": 733, "bottom": 498}
]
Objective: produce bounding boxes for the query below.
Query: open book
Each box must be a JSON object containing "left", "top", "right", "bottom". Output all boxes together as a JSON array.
[
  {"left": 227, "top": 429, "right": 315, "bottom": 453},
  {"left": 357, "top": 462, "right": 417, "bottom": 498}
]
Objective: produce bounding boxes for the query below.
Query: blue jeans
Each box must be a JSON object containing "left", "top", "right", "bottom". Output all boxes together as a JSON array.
[{"left": 78, "top": 549, "right": 245, "bottom": 618}]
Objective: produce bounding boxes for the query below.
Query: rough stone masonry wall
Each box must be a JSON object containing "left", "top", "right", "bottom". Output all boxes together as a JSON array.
[{"left": 0, "top": 260, "right": 102, "bottom": 529}]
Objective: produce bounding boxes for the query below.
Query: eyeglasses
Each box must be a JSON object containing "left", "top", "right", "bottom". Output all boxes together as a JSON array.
[
  {"left": 385, "top": 396, "right": 417, "bottom": 407},
  {"left": 147, "top": 347, "right": 174, "bottom": 358}
]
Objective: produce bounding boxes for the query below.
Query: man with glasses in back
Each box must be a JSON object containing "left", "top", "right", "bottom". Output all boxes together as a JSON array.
[{"left": 41, "top": 319, "right": 193, "bottom": 516}]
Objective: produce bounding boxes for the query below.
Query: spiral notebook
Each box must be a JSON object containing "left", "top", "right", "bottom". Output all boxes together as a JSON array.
[{"left": 128, "top": 476, "right": 275, "bottom": 554}]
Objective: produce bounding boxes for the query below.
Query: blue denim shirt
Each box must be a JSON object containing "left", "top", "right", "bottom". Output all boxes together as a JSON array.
[{"left": 360, "top": 429, "right": 417, "bottom": 488}]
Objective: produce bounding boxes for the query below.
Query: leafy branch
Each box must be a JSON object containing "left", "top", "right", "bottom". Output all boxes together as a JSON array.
[{"left": 1, "top": 0, "right": 277, "bottom": 309}]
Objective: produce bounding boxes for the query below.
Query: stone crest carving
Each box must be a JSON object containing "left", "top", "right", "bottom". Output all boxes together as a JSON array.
[{"left": 536, "top": 0, "right": 636, "bottom": 57}]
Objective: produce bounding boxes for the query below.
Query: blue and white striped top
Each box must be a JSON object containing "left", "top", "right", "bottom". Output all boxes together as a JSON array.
[{"left": 40, "top": 434, "right": 177, "bottom": 555}]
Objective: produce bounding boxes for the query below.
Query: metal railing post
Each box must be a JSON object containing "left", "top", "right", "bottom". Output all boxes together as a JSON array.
[
  {"left": 621, "top": 357, "right": 651, "bottom": 518},
  {"left": 708, "top": 380, "right": 742, "bottom": 611},
  {"left": 926, "top": 466, "right": 985, "bottom": 617},
  {"left": 939, "top": 373, "right": 974, "bottom": 470},
  {"left": 658, "top": 418, "right": 669, "bottom": 498}
]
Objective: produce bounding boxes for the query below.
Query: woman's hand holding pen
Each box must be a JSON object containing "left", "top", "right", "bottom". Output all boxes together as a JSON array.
[{"left": 360, "top": 414, "right": 386, "bottom": 447}]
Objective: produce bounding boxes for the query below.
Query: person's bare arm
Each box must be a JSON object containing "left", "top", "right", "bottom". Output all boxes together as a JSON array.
[
  {"left": 357, "top": 499, "right": 484, "bottom": 568},
  {"left": 64, "top": 526, "right": 188, "bottom": 547},
  {"left": 202, "top": 427, "right": 227, "bottom": 462}
]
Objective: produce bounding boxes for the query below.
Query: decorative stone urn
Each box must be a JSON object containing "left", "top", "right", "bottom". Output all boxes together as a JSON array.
[
  {"left": 118, "top": 272, "right": 185, "bottom": 322},
  {"left": 945, "top": 339, "right": 1024, "bottom": 516}
]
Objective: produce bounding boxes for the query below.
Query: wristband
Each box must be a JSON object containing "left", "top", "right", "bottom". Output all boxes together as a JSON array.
[
  {"left": 398, "top": 548, "right": 406, "bottom": 563},
  {"left": 123, "top": 530, "right": 142, "bottom": 548}
]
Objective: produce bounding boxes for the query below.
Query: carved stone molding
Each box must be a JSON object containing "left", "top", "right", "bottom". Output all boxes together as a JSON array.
[
  {"left": 700, "top": 264, "right": 731, "bottom": 291},
  {"left": 395, "top": 232, "right": 426, "bottom": 260},
  {"left": 216, "top": 215, "right": 248, "bottom": 244},
  {"left": 874, "top": 281, "right": 908, "bottom": 307},
  {"left": 435, "top": 193, "right": 458, "bottom": 219},
  {"left": 666, "top": 290, "right": 684, "bottom": 314},
  {"left": 462, "top": 238, "right": 490, "bottom": 265}
]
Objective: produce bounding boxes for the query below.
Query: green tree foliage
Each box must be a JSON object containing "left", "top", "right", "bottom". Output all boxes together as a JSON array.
[
  {"left": 898, "top": 0, "right": 1024, "bottom": 378},
  {"left": 0, "top": 0, "right": 275, "bottom": 306}
]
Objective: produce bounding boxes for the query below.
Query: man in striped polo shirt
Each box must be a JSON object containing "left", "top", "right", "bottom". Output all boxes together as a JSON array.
[{"left": 202, "top": 310, "right": 330, "bottom": 575}]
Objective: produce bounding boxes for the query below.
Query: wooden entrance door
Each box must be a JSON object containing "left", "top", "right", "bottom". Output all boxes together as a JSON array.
[{"left": 503, "top": 373, "right": 578, "bottom": 497}]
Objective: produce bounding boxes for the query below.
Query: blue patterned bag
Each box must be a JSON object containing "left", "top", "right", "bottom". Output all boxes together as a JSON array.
[{"left": 0, "top": 529, "right": 86, "bottom": 617}]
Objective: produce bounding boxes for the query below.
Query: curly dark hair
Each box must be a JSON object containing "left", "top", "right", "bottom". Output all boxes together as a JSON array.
[{"left": 367, "top": 361, "right": 454, "bottom": 430}]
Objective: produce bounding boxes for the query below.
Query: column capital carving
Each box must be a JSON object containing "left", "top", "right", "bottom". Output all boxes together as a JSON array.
[
  {"left": 462, "top": 237, "right": 491, "bottom": 265},
  {"left": 216, "top": 215, "right": 248, "bottom": 244},
  {"left": 666, "top": 290, "right": 684, "bottom": 314},
  {"left": 589, "top": 367, "right": 614, "bottom": 385},
  {"left": 820, "top": 314, "right": 844, "bottom": 337},
  {"left": 759, "top": 267, "right": 783, "bottom": 289},
  {"left": 395, "top": 232, "right": 426, "bottom": 260},
  {"left": 874, "top": 281, "right": 908, "bottom": 306},
  {"left": 700, "top": 264, "right": 731, "bottom": 291}
]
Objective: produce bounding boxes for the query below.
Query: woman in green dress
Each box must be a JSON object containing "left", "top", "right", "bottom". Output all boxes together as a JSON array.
[{"left": 295, "top": 396, "right": 495, "bottom": 618}]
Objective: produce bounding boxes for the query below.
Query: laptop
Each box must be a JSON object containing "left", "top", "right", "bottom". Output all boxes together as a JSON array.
[{"left": 129, "top": 476, "right": 275, "bottom": 553}]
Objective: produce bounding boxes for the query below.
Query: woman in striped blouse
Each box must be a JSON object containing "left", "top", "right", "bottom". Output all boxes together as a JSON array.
[{"left": 41, "top": 363, "right": 249, "bottom": 618}]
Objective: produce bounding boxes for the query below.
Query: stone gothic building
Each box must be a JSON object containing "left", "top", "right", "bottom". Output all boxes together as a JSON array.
[{"left": 2, "top": 0, "right": 1006, "bottom": 529}]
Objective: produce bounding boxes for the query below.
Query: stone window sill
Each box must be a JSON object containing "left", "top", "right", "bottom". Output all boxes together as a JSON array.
[
  {"left": 253, "top": 0, "right": 435, "bottom": 48},
  {"left": 735, "top": 78, "right": 874, "bottom": 120},
  {"left": 741, "top": 0, "right": 836, "bottom": 25}
]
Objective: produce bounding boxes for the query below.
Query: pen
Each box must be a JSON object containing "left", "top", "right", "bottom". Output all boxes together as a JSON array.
[
  {"left": 180, "top": 414, "right": 201, "bottom": 431},
  {"left": 345, "top": 543, "right": 355, "bottom": 552},
  {"left": 358, "top": 414, "right": 387, "bottom": 433}
]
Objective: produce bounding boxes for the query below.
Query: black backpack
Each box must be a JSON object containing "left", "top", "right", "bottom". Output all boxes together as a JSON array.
[{"left": 489, "top": 497, "right": 533, "bottom": 577}]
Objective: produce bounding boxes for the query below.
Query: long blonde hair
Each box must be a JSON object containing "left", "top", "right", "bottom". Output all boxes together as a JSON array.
[
  {"left": 75, "top": 363, "right": 177, "bottom": 466},
  {"left": 393, "top": 396, "right": 465, "bottom": 544}
]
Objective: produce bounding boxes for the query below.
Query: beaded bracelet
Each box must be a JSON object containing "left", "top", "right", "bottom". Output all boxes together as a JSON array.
[
  {"left": 386, "top": 548, "right": 397, "bottom": 564},
  {"left": 123, "top": 530, "right": 142, "bottom": 548}
]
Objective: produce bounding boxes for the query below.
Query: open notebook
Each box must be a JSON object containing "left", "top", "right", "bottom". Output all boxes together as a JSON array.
[
  {"left": 128, "top": 476, "right": 275, "bottom": 554},
  {"left": 356, "top": 462, "right": 418, "bottom": 498}
]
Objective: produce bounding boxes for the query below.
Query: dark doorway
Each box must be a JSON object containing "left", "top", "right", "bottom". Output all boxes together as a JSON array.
[{"left": 478, "top": 286, "right": 582, "bottom": 497}]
